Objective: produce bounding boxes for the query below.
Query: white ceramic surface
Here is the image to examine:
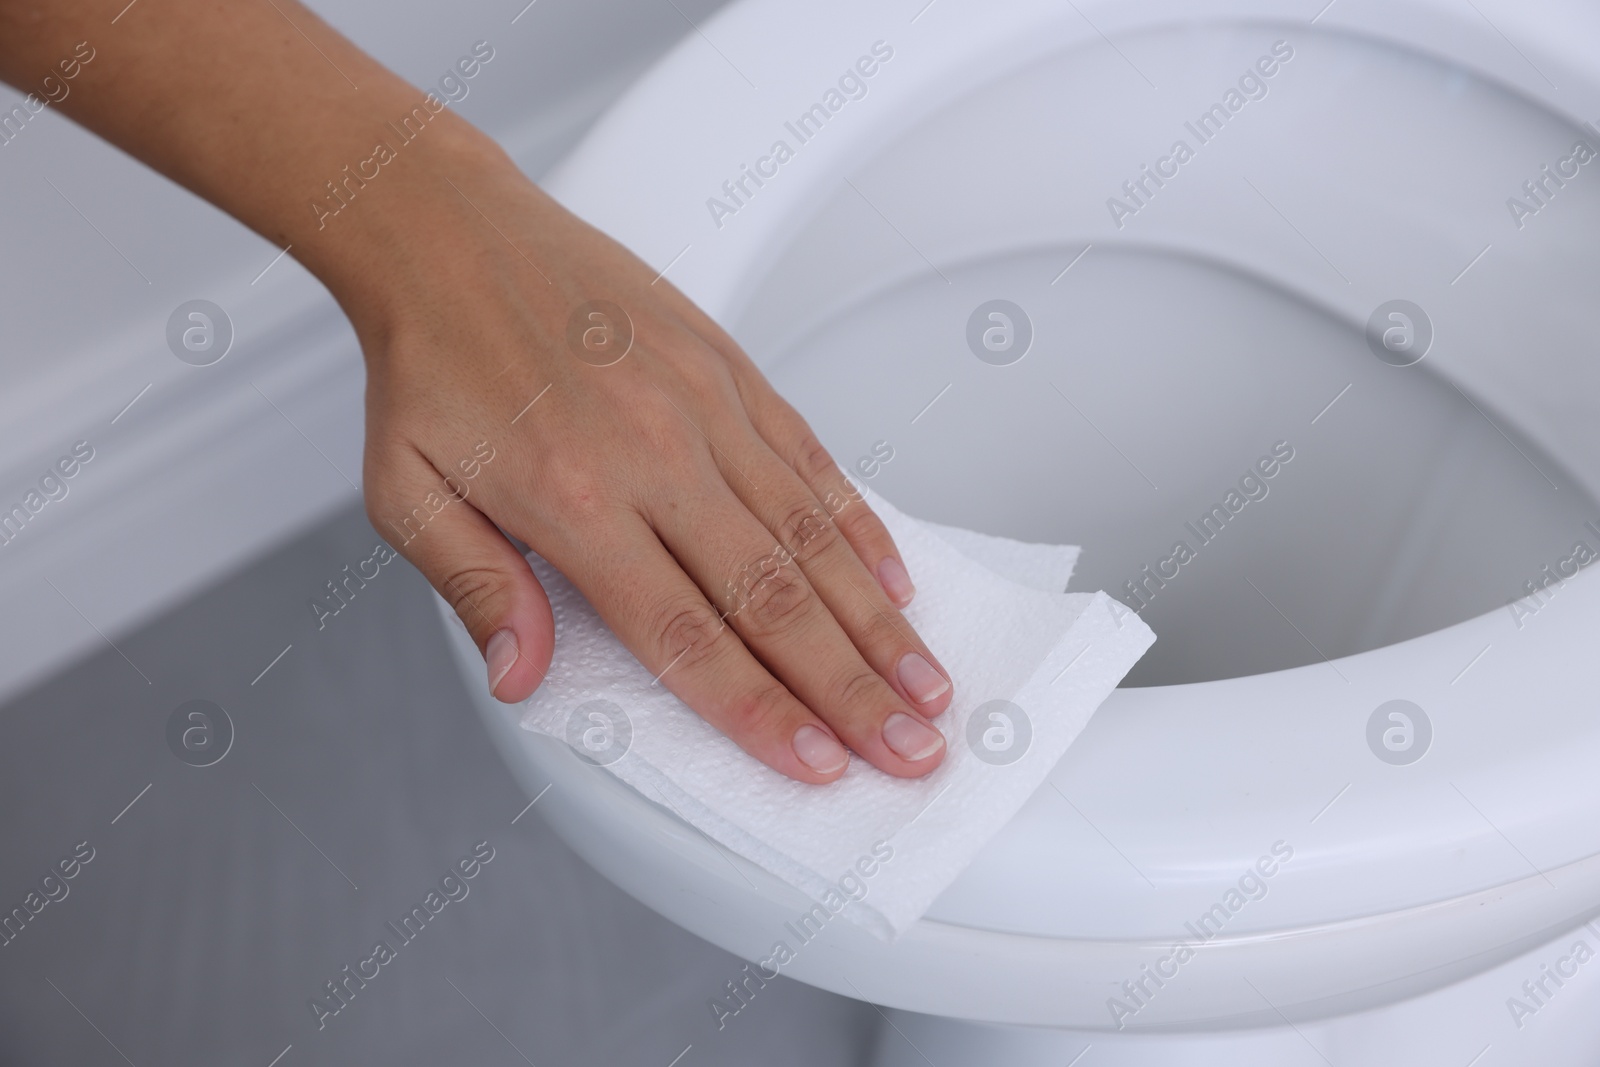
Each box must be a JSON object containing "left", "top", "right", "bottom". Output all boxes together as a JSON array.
[{"left": 441, "top": 0, "right": 1600, "bottom": 1042}]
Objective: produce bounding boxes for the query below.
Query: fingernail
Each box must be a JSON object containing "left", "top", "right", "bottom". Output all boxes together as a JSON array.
[
  {"left": 486, "top": 629, "right": 518, "bottom": 699},
  {"left": 793, "top": 723, "right": 849, "bottom": 775},
  {"left": 882, "top": 712, "right": 945, "bottom": 762},
  {"left": 897, "top": 652, "right": 951, "bottom": 705},
  {"left": 877, "top": 556, "right": 916, "bottom": 607}
]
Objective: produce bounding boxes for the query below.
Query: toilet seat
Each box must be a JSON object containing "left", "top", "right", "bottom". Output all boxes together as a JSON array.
[
  {"left": 445, "top": 576, "right": 1600, "bottom": 1028},
  {"left": 448, "top": 0, "right": 1600, "bottom": 1031}
]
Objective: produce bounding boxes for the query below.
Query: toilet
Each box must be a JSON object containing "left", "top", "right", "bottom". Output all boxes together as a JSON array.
[{"left": 438, "top": 0, "right": 1600, "bottom": 1061}]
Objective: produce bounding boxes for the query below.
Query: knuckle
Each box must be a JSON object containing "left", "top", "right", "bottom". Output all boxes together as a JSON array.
[
  {"left": 737, "top": 560, "right": 813, "bottom": 636},
  {"left": 366, "top": 499, "right": 435, "bottom": 552},
  {"left": 362, "top": 493, "right": 393, "bottom": 537},
  {"left": 635, "top": 402, "right": 687, "bottom": 450},
  {"left": 793, "top": 435, "right": 839, "bottom": 485},
  {"left": 537, "top": 448, "right": 594, "bottom": 504},
  {"left": 856, "top": 607, "right": 908, "bottom": 652},
  {"left": 631, "top": 408, "right": 705, "bottom": 479},
  {"left": 832, "top": 498, "right": 881, "bottom": 544},
  {"left": 834, "top": 668, "right": 889, "bottom": 714},
  {"left": 723, "top": 681, "right": 796, "bottom": 738},
  {"left": 361, "top": 472, "right": 406, "bottom": 532},
  {"left": 776, "top": 500, "right": 839, "bottom": 563},
  {"left": 438, "top": 566, "right": 509, "bottom": 635},
  {"left": 655, "top": 597, "right": 729, "bottom": 671},
  {"left": 652, "top": 328, "right": 735, "bottom": 383},
  {"left": 537, "top": 449, "right": 626, "bottom": 521},
  {"left": 669, "top": 348, "right": 731, "bottom": 397}
]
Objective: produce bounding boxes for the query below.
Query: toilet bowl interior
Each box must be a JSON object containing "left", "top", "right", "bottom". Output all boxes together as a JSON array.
[
  {"left": 730, "top": 23, "right": 1600, "bottom": 685},
  {"left": 705, "top": 11, "right": 1600, "bottom": 953}
]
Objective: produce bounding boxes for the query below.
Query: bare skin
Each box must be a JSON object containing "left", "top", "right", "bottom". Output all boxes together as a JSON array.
[{"left": 0, "top": 0, "right": 953, "bottom": 782}]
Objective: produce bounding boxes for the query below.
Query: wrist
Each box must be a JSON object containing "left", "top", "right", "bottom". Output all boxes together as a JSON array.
[{"left": 289, "top": 114, "right": 531, "bottom": 313}]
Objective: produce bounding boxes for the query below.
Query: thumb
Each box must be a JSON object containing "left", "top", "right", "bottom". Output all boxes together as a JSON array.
[{"left": 369, "top": 464, "right": 554, "bottom": 703}]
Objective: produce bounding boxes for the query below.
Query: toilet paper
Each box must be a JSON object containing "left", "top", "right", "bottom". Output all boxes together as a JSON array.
[
  {"left": 923, "top": 517, "right": 1081, "bottom": 594},
  {"left": 519, "top": 491, "right": 1154, "bottom": 940}
]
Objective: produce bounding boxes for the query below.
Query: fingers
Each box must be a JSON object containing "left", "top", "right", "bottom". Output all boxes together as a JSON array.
[
  {"left": 650, "top": 482, "right": 947, "bottom": 778},
  {"left": 727, "top": 375, "right": 919, "bottom": 608},
  {"left": 366, "top": 446, "right": 554, "bottom": 703},
  {"left": 557, "top": 512, "right": 853, "bottom": 784},
  {"left": 709, "top": 440, "right": 954, "bottom": 719}
]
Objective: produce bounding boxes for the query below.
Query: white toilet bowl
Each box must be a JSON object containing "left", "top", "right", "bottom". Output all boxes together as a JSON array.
[{"left": 439, "top": 0, "right": 1600, "bottom": 1061}]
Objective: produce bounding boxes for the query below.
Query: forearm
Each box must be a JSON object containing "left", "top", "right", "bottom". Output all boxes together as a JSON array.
[{"left": 0, "top": 0, "right": 511, "bottom": 303}]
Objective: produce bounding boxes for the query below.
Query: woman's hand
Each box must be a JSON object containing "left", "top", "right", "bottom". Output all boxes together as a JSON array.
[
  {"left": 0, "top": 0, "right": 951, "bottom": 783},
  {"left": 345, "top": 139, "right": 953, "bottom": 783}
]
